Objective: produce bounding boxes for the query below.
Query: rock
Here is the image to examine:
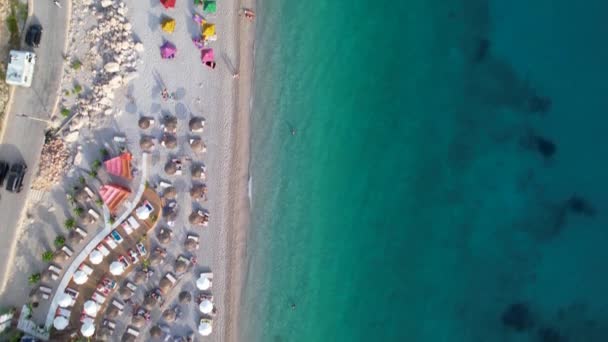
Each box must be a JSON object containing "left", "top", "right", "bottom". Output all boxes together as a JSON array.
[
  {"left": 108, "top": 75, "right": 123, "bottom": 89},
  {"left": 104, "top": 62, "right": 120, "bottom": 73},
  {"left": 64, "top": 131, "right": 79, "bottom": 143},
  {"left": 104, "top": 109, "right": 113, "bottom": 116},
  {"left": 101, "top": 0, "right": 112, "bottom": 8},
  {"left": 134, "top": 42, "right": 144, "bottom": 52},
  {"left": 123, "top": 72, "right": 139, "bottom": 84}
]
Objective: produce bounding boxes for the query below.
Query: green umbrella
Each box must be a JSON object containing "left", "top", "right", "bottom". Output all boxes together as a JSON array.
[{"left": 204, "top": 0, "right": 216, "bottom": 13}]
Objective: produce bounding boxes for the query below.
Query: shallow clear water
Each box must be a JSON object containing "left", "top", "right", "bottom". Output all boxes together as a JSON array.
[{"left": 240, "top": 0, "right": 608, "bottom": 341}]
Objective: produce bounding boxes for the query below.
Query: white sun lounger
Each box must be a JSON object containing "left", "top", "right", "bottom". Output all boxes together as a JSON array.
[
  {"left": 112, "top": 299, "right": 124, "bottom": 311},
  {"left": 126, "top": 327, "right": 139, "bottom": 336},
  {"left": 104, "top": 236, "right": 118, "bottom": 249},
  {"left": 39, "top": 286, "right": 52, "bottom": 300},
  {"left": 93, "top": 292, "right": 106, "bottom": 304},
  {"left": 177, "top": 255, "right": 191, "bottom": 265},
  {"left": 83, "top": 186, "right": 95, "bottom": 199},
  {"left": 127, "top": 216, "right": 140, "bottom": 229},
  {"left": 122, "top": 221, "right": 133, "bottom": 235},
  {"left": 88, "top": 209, "right": 100, "bottom": 221},
  {"left": 61, "top": 246, "right": 74, "bottom": 257},
  {"left": 49, "top": 271, "right": 59, "bottom": 280},
  {"left": 75, "top": 227, "right": 88, "bottom": 237},
  {"left": 159, "top": 181, "right": 172, "bottom": 189},
  {"left": 103, "top": 319, "right": 116, "bottom": 329},
  {"left": 165, "top": 273, "right": 177, "bottom": 284},
  {"left": 96, "top": 244, "right": 110, "bottom": 256},
  {"left": 48, "top": 265, "right": 62, "bottom": 273},
  {"left": 66, "top": 287, "right": 79, "bottom": 299},
  {"left": 80, "top": 264, "right": 94, "bottom": 275},
  {"left": 125, "top": 282, "right": 137, "bottom": 292},
  {"left": 187, "top": 234, "right": 199, "bottom": 242}
]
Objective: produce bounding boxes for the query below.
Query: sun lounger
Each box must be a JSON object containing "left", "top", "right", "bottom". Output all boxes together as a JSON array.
[
  {"left": 127, "top": 216, "right": 140, "bottom": 229},
  {"left": 93, "top": 292, "right": 106, "bottom": 304},
  {"left": 49, "top": 271, "right": 59, "bottom": 280},
  {"left": 56, "top": 307, "right": 71, "bottom": 318},
  {"left": 104, "top": 236, "right": 118, "bottom": 249},
  {"left": 61, "top": 246, "right": 74, "bottom": 257},
  {"left": 96, "top": 243, "right": 110, "bottom": 256},
  {"left": 75, "top": 227, "right": 88, "bottom": 237},
  {"left": 125, "top": 282, "right": 137, "bottom": 292},
  {"left": 83, "top": 186, "right": 95, "bottom": 199},
  {"left": 39, "top": 286, "right": 52, "bottom": 295},
  {"left": 80, "top": 264, "right": 94, "bottom": 275},
  {"left": 66, "top": 287, "right": 79, "bottom": 299},
  {"left": 88, "top": 208, "right": 100, "bottom": 221},
  {"left": 103, "top": 319, "right": 116, "bottom": 330},
  {"left": 113, "top": 136, "right": 126, "bottom": 143},
  {"left": 177, "top": 255, "right": 191, "bottom": 265},
  {"left": 112, "top": 299, "right": 124, "bottom": 312},
  {"left": 122, "top": 221, "right": 133, "bottom": 235},
  {"left": 187, "top": 234, "right": 199, "bottom": 242},
  {"left": 126, "top": 327, "right": 139, "bottom": 336},
  {"left": 159, "top": 181, "right": 172, "bottom": 189},
  {"left": 80, "top": 312, "right": 95, "bottom": 322},
  {"left": 48, "top": 265, "right": 62, "bottom": 273}
]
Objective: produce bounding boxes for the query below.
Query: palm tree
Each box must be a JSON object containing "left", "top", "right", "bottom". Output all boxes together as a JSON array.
[
  {"left": 73, "top": 207, "right": 84, "bottom": 216},
  {"left": 95, "top": 198, "right": 103, "bottom": 207},
  {"left": 54, "top": 236, "right": 65, "bottom": 248},
  {"left": 64, "top": 218, "right": 76, "bottom": 230},
  {"left": 100, "top": 148, "right": 109, "bottom": 158},
  {"left": 92, "top": 160, "right": 102, "bottom": 171},
  {"left": 66, "top": 193, "right": 76, "bottom": 206},
  {"left": 42, "top": 251, "right": 53, "bottom": 262},
  {"left": 28, "top": 273, "right": 41, "bottom": 285},
  {"left": 88, "top": 169, "right": 98, "bottom": 178},
  {"left": 79, "top": 176, "right": 86, "bottom": 185}
]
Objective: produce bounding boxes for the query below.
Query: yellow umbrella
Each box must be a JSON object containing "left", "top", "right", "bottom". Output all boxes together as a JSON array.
[
  {"left": 202, "top": 23, "right": 216, "bottom": 40},
  {"left": 161, "top": 18, "right": 176, "bottom": 33}
]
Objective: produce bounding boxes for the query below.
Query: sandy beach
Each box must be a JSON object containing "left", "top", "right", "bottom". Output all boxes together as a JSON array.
[{"left": 0, "top": 0, "right": 254, "bottom": 338}]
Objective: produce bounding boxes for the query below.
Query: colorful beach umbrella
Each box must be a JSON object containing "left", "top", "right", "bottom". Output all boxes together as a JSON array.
[
  {"left": 203, "top": 0, "right": 216, "bottom": 13},
  {"left": 160, "top": 41, "right": 176, "bottom": 59},
  {"left": 53, "top": 315, "right": 69, "bottom": 330},
  {"left": 200, "top": 48, "right": 214, "bottom": 63},
  {"left": 193, "top": 13, "right": 204, "bottom": 25},
  {"left": 160, "top": 0, "right": 175, "bottom": 9},
  {"left": 202, "top": 23, "right": 216, "bottom": 40},
  {"left": 161, "top": 18, "right": 176, "bottom": 33}
]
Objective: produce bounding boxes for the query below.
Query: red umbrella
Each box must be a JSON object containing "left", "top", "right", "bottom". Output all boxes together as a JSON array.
[{"left": 161, "top": 0, "right": 175, "bottom": 8}]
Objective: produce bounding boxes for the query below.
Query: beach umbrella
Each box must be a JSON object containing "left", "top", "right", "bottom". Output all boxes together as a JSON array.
[
  {"left": 174, "top": 259, "right": 187, "bottom": 273},
  {"left": 184, "top": 238, "right": 199, "bottom": 251},
  {"left": 164, "top": 207, "right": 178, "bottom": 222},
  {"left": 58, "top": 292, "right": 73, "bottom": 308},
  {"left": 134, "top": 270, "right": 147, "bottom": 285},
  {"left": 122, "top": 333, "right": 137, "bottom": 342},
  {"left": 110, "top": 261, "right": 125, "bottom": 276},
  {"left": 198, "top": 319, "right": 212, "bottom": 336},
  {"left": 68, "top": 230, "right": 83, "bottom": 245},
  {"left": 164, "top": 161, "right": 177, "bottom": 175},
  {"left": 160, "top": 41, "right": 176, "bottom": 59},
  {"left": 179, "top": 291, "right": 192, "bottom": 304},
  {"left": 106, "top": 305, "right": 120, "bottom": 318},
  {"left": 143, "top": 296, "right": 157, "bottom": 309},
  {"left": 41, "top": 270, "right": 54, "bottom": 282},
  {"left": 189, "top": 117, "right": 205, "bottom": 132},
  {"left": 191, "top": 165, "right": 206, "bottom": 179},
  {"left": 189, "top": 211, "right": 204, "bottom": 225},
  {"left": 189, "top": 137, "right": 206, "bottom": 153},
  {"left": 53, "top": 315, "right": 69, "bottom": 330},
  {"left": 160, "top": 0, "right": 175, "bottom": 9},
  {"left": 197, "top": 274, "right": 212, "bottom": 291},
  {"left": 138, "top": 117, "right": 153, "bottom": 129},
  {"left": 84, "top": 300, "right": 98, "bottom": 316},
  {"left": 160, "top": 134, "right": 177, "bottom": 149},
  {"left": 97, "top": 326, "right": 113, "bottom": 341},
  {"left": 163, "top": 186, "right": 177, "bottom": 199},
  {"left": 140, "top": 136, "right": 155, "bottom": 150},
  {"left": 131, "top": 315, "right": 145, "bottom": 328},
  {"left": 150, "top": 252, "right": 165, "bottom": 265},
  {"left": 150, "top": 325, "right": 163, "bottom": 338},
  {"left": 73, "top": 270, "right": 88, "bottom": 285},
  {"left": 190, "top": 184, "right": 207, "bottom": 200},
  {"left": 200, "top": 48, "right": 214, "bottom": 64},
  {"left": 157, "top": 228, "right": 172, "bottom": 244},
  {"left": 159, "top": 278, "right": 173, "bottom": 293},
  {"left": 81, "top": 318, "right": 95, "bottom": 337},
  {"left": 202, "top": 23, "right": 216, "bottom": 40},
  {"left": 162, "top": 116, "right": 177, "bottom": 133},
  {"left": 199, "top": 299, "right": 213, "bottom": 314},
  {"left": 75, "top": 189, "right": 89, "bottom": 202},
  {"left": 162, "top": 309, "right": 176, "bottom": 322},
  {"left": 203, "top": 0, "right": 216, "bottom": 13},
  {"left": 119, "top": 286, "right": 134, "bottom": 299},
  {"left": 161, "top": 18, "right": 176, "bottom": 34},
  {"left": 89, "top": 250, "right": 103, "bottom": 265}
]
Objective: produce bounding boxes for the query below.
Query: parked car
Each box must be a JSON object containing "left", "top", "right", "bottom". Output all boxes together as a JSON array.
[
  {"left": 5, "top": 163, "right": 26, "bottom": 193},
  {"left": 25, "top": 24, "right": 42, "bottom": 48},
  {"left": 0, "top": 161, "right": 9, "bottom": 186},
  {"left": 136, "top": 243, "right": 147, "bottom": 256}
]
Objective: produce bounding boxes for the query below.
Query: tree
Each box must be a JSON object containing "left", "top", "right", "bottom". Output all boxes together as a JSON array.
[
  {"left": 42, "top": 251, "right": 53, "bottom": 262},
  {"left": 95, "top": 198, "right": 103, "bottom": 207},
  {"left": 64, "top": 218, "right": 76, "bottom": 230},
  {"left": 100, "top": 148, "right": 109, "bottom": 158},
  {"left": 54, "top": 236, "right": 65, "bottom": 248},
  {"left": 88, "top": 169, "right": 98, "bottom": 178},
  {"left": 79, "top": 176, "right": 86, "bottom": 185},
  {"left": 28, "top": 273, "right": 41, "bottom": 285},
  {"left": 73, "top": 207, "right": 84, "bottom": 216},
  {"left": 92, "top": 160, "right": 102, "bottom": 171}
]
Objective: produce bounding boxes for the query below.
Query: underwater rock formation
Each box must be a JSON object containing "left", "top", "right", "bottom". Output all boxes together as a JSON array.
[
  {"left": 475, "top": 38, "right": 491, "bottom": 62},
  {"left": 532, "top": 136, "right": 556, "bottom": 158},
  {"left": 528, "top": 94, "right": 552, "bottom": 114},
  {"left": 567, "top": 195, "right": 596, "bottom": 217},
  {"left": 538, "top": 327, "right": 566, "bottom": 342},
  {"left": 502, "top": 303, "right": 535, "bottom": 332}
]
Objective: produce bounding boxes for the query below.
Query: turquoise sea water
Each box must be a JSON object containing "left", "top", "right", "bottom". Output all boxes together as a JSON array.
[{"left": 241, "top": 1, "right": 608, "bottom": 341}]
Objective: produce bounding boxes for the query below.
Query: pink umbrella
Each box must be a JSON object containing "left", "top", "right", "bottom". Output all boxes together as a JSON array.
[
  {"left": 160, "top": 42, "right": 176, "bottom": 59},
  {"left": 201, "top": 48, "right": 214, "bottom": 63},
  {"left": 193, "top": 13, "right": 204, "bottom": 25},
  {"left": 192, "top": 37, "right": 205, "bottom": 50}
]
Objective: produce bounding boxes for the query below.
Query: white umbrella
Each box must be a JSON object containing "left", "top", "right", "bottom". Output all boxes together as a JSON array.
[
  {"left": 198, "top": 320, "right": 212, "bottom": 336},
  {"left": 73, "top": 270, "right": 88, "bottom": 285},
  {"left": 89, "top": 250, "right": 103, "bottom": 264},
  {"left": 199, "top": 299, "right": 213, "bottom": 314},
  {"left": 57, "top": 292, "right": 73, "bottom": 308},
  {"left": 196, "top": 274, "right": 211, "bottom": 290},
  {"left": 110, "top": 261, "right": 124, "bottom": 275},
  {"left": 81, "top": 318, "right": 95, "bottom": 337},
  {"left": 84, "top": 300, "right": 98, "bottom": 316},
  {"left": 53, "top": 315, "right": 69, "bottom": 330}
]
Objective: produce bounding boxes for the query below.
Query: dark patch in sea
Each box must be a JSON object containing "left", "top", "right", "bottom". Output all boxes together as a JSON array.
[{"left": 502, "top": 302, "right": 535, "bottom": 332}]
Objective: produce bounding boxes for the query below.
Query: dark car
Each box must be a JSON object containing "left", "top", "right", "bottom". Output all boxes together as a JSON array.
[
  {"left": 5, "top": 163, "right": 26, "bottom": 193},
  {"left": 25, "top": 25, "right": 42, "bottom": 48},
  {"left": 0, "top": 161, "right": 9, "bottom": 186}
]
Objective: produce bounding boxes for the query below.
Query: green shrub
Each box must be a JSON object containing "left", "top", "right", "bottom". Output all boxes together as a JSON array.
[
  {"left": 28, "top": 273, "right": 40, "bottom": 285},
  {"left": 100, "top": 148, "right": 109, "bottom": 158},
  {"left": 95, "top": 198, "right": 103, "bottom": 206},
  {"left": 71, "top": 60, "right": 82, "bottom": 70},
  {"left": 73, "top": 207, "right": 84, "bottom": 216},
  {"left": 73, "top": 84, "right": 82, "bottom": 94},
  {"left": 42, "top": 251, "right": 53, "bottom": 262},
  {"left": 92, "top": 160, "right": 101, "bottom": 171},
  {"left": 88, "top": 170, "right": 97, "bottom": 178},
  {"left": 60, "top": 108, "right": 70, "bottom": 117},
  {"left": 79, "top": 176, "right": 86, "bottom": 185},
  {"left": 54, "top": 236, "right": 65, "bottom": 248},
  {"left": 64, "top": 218, "right": 76, "bottom": 230}
]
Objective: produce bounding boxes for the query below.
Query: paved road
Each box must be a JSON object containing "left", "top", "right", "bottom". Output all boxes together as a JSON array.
[{"left": 0, "top": 0, "right": 69, "bottom": 292}]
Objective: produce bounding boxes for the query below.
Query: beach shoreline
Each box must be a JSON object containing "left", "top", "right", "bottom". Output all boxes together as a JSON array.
[{"left": 221, "top": 0, "right": 255, "bottom": 340}]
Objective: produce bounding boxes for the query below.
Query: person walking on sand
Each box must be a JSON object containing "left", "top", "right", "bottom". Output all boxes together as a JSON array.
[{"left": 233, "top": 72, "right": 239, "bottom": 79}]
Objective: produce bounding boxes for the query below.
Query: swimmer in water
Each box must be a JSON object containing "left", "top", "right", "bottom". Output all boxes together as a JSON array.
[{"left": 291, "top": 128, "right": 296, "bottom": 136}]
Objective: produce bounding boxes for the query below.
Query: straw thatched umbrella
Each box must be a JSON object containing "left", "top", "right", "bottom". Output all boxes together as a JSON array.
[
  {"left": 191, "top": 165, "right": 206, "bottom": 179},
  {"left": 160, "top": 134, "right": 177, "bottom": 149},
  {"left": 189, "top": 211, "right": 204, "bottom": 225},
  {"left": 75, "top": 189, "right": 89, "bottom": 202},
  {"left": 140, "top": 136, "right": 155, "bottom": 151},
  {"left": 174, "top": 259, "right": 187, "bottom": 273},
  {"left": 131, "top": 315, "right": 145, "bottom": 328},
  {"left": 122, "top": 333, "right": 137, "bottom": 342},
  {"left": 162, "top": 116, "right": 177, "bottom": 133},
  {"left": 82, "top": 213, "right": 96, "bottom": 225},
  {"left": 150, "top": 325, "right": 163, "bottom": 338},
  {"left": 119, "top": 286, "right": 133, "bottom": 300},
  {"left": 143, "top": 296, "right": 156, "bottom": 309},
  {"left": 189, "top": 137, "right": 206, "bottom": 153},
  {"left": 138, "top": 117, "right": 153, "bottom": 129},
  {"left": 162, "top": 187, "right": 177, "bottom": 200},
  {"left": 190, "top": 184, "right": 207, "bottom": 200},
  {"left": 164, "top": 160, "right": 178, "bottom": 175},
  {"left": 162, "top": 309, "right": 176, "bottom": 322},
  {"left": 159, "top": 278, "right": 173, "bottom": 293},
  {"left": 157, "top": 228, "right": 172, "bottom": 244},
  {"left": 179, "top": 291, "right": 192, "bottom": 304},
  {"left": 184, "top": 238, "right": 198, "bottom": 251},
  {"left": 134, "top": 270, "right": 147, "bottom": 285},
  {"left": 97, "top": 326, "right": 113, "bottom": 341},
  {"left": 150, "top": 252, "right": 165, "bottom": 266},
  {"left": 163, "top": 207, "right": 177, "bottom": 223},
  {"left": 106, "top": 305, "right": 120, "bottom": 319},
  {"left": 29, "top": 291, "right": 40, "bottom": 302},
  {"left": 41, "top": 270, "right": 53, "bottom": 282},
  {"left": 189, "top": 117, "right": 205, "bottom": 132},
  {"left": 68, "top": 230, "right": 83, "bottom": 245}
]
